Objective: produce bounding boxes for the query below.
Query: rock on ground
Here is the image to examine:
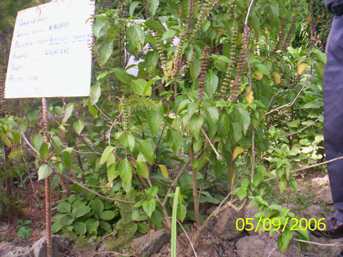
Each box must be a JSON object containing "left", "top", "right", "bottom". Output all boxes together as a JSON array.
[
  {"left": 0, "top": 242, "right": 33, "bottom": 257},
  {"left": 213, "top": 205, "right": 245, "bottom": 240},
  {"left": 236, "top": 235, "right": 303, "bottom": 257},
  {"left": 31, "top": 235, "right": 72, "bottom": 257},
  {"left": 131, "top": 230, "right": 169, "bottom": 257}
]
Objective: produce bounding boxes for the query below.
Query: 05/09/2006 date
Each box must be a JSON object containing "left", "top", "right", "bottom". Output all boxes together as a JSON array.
[{"left": 235, "top": 217, "right": 327, "bottom": 232}]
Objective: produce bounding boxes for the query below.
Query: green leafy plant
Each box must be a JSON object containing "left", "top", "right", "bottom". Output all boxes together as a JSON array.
[
  {"left": 0, "top": 0, "right": 327, "bottom": 253},
  {"left": 16, "top": 219, "right": 32, "bottom": 240},
  {"left": 53, "top": 194, "right": 119, "bottom": 237}
]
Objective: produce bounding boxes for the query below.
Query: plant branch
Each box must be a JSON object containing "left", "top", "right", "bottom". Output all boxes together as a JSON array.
[
  {"left": 21, "top": 133, "right": 39, "bottom": 156},
  {"left": 201, "top": 128, "right": 222, "bottom": 160},
  {"left": 266, "top": 83, "right": 306, "bottom": 116},
  {"left": 244, "top": 0, "right": 256, "bottom": 26},
  {"left": 294, "top": 155, "right": 343, "bottom": 173},
  {"left": 162, "top": 161, "right": 190, "bottom": 206},
  {"left": 60, "top": 173, "right": 133, "bottom": 204},
  {"left": 177, "top": 220, "right": 198, "bottom": 257}
]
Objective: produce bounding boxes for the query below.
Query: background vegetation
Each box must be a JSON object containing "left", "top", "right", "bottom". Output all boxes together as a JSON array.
[{"left": 0, "top": 0, "right": 333, "bottom": 253}]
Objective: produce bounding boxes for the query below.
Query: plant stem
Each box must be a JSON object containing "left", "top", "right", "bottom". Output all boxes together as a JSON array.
[
  {"left": 190, "top": 142, "right": 200, "bottom": 226},
  {"left": 171, "top": 187, "right": 180, "bottom": 257},
  {"left": 228, "top": 158, "right": 236, "bottom": 193}
]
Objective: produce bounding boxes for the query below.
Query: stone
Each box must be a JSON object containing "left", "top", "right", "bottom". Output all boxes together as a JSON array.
[
  {"left": 31, "top": 235, "right": 71, "bottom": 257},
  {"left": 236, "top": 235, "right": 303, "bottom": 257},
  {"left": 311, "top": 176, "right": 333, "bottom": 204},
  {"left": 131, "top": 230, "right": 169, "bottom": 257},
  {"left": 213, "top": 206, "right": 245, "bottom": 240},
  {"left": 0, "top": 242, "right": 33, "bottom": 257}
]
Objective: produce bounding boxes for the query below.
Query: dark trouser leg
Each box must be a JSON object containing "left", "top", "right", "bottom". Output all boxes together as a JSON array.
[{"left": 324, "top": 15, "right": 343, "bottom": 223}]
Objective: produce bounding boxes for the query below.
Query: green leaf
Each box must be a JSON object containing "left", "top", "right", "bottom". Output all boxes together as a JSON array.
[
  {"left": 235, "top": 178, "right": 250, "bottom": 200},
  {"left": 278, "top": 230, "right": 293, "bottom": 253},
  {"left": 107, "top": 164, "right": 120, "bottom": 183},
  {"left": 62, "top": 104, "right": 74, "bottom": 124},
  {"left": 52, "top": 221, "right": 63, "bottom": 233},
  {"left": 73, "top": 120, "right": 85, "bottom": 135},
  {"left": 57, "top": 202, "right": 71, "bottom": 213},
  {"left": 127, "top": 24, "right": 145, "bottom": 55},
  {"left": 136, "top": 161, "right": 149, "bottom": 178},
  {"left": 100, "top": 146, "right": 115, "bottom": 166},
  {"left": 147, "top": 108, "right": 163, "bottom": 135},
  {"left": 93, "top": 15, "right": 109, "bottom": 39},
  {"left": 131, "top": 79, "right": 151, "bottom": 96},
  {"left": 61, "top": 148, "right": 72, "bottom": 169},
  {"left": 237, "top": 106, "right": 251, "bottom": 134},
  {"left": 253, "top": 165, "right": 266, "bottom": 187},
  {"left": 119, "top": 159, "right": 133, "bottom": 193},
  {"left": 90, "top": 84, "right": 101, "bottom": 105},
  {"left": 59, "top": 214, "right": 74, "bottom": 226},
  {"left": 206, "top": 106, "right": 219, "bottom": 122},
  {"left": 158, "top": 164, "right": 169, "bottom": 178},
  {"left": 74, "top": 222, "right": 87, "bottom": 236},
  {"left": 129, "top": 2, "right": 140, "bottom": 16},
  {"left": 39, "top": 142, "right": 49, "bottom": 160},
  {"left": 177, "top": 202, "right": 187, "bottom": 222},
  {"left": 86, "top": 219, "right": 99, "bottom": 235},
  {"left": 138, "top": 140, "right": 155, "bottom": 164},
  {"left": 190, "top": 57, "right": 201, "bottom": 80},
  {"left": 119, "top": 132, "right": 135, "bottom": 151},
  {"left": 212, "top": 55, "right": 230, "bottom": 72},
  {"left": 100, "top": 210, "right": 117, "bottom": 221},
  {"left": 142, "top": 199, "right": 156, "bottom": 218},
  {"left": 295, "top": 228, "right": 310, "bottom": 241},
  {"left": 147, "top": 0, "right": 159, "bottom": 16},
  {"left": 90, "top": 199, "right": 104, "bottom": 216},
  {"left": 32, "top": 134, "right": 44, "bottom": 152},
  {"left": 132, "top": 209, "right": 148, "bottom": 221},
  {"left": 38, "top": 164, "right": 52, "bottom": 181},
  {"left": 161, "top": 29, "right": 176, "bottom": 41},
  {"left": 113, "top": 68, "right": 134, "bottom": 84},
  {"left": 205, "top": 70, "right": 218, "bottom": 97},
  {"left": 189, "top": 115, "right": 204, "bottom": 137},
  {"left": 145, "top": 186, "right": 158, "bottom": 198},
  {"left": 72, "top": 203, "right": 91, "bottom": 218},
  {"left": 100, "top": 221, "right": 112, "bottom": 233},
  {"left": 97, "top": 40, "right": 114, "bottom": 66}
]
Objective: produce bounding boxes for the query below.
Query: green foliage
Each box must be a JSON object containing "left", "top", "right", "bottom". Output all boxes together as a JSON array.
[
  {"left": 53, "top": 194, "right": 119, "bottom": 237},
  {"left": 0, "top": 0, "right": 326, "bottom": 253},
  {"left": 16, "top": 219, "right": 32, "bottom": 240}
]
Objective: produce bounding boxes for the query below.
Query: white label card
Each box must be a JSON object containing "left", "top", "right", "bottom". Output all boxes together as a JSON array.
[{"left": 5, "top": 0, "right": 95, "bottom": 98}]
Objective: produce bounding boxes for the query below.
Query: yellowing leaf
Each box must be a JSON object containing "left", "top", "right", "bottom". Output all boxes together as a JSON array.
[
  {"left": 254, "top": 71, "right": 263, "bottom": 80},
  {"left": 232, "top": 146, "right": 244, "bottom": 161},
  {"left": 158, "top": 164, "right": 169, "bottom": 178},
  {"left": 272, "top": 72, "right": 281, "bottom": 85},
  {"left": 306, "top": 16, "right": 312, "bottom": 23},
  {"left": 297, "top": 63, "right": 309, "bottom": 75},
  {"left": 245, "top": 87, "right": 254, "bottom": 105}
]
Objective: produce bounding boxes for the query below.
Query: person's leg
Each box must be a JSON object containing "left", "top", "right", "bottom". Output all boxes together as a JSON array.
[{"left": 324, "top": 15, "right": 343, "bottom": 224}]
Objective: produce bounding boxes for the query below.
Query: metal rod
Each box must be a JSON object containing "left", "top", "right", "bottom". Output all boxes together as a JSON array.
[{"left": 41, "top": 97, "right": 52, "bottom": 257}]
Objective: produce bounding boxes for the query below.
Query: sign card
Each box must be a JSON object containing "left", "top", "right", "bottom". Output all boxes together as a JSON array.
[{"left": 5, "top": 0, "right": 95, "bottom": 98}]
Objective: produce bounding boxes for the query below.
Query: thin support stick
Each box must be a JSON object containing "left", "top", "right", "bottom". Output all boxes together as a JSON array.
[{"left": 42, "top": 97, "right": 52, "bottom": 257}]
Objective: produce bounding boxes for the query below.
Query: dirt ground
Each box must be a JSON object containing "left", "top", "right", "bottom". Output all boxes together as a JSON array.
[{"left": 1, "top": 170, "right": 343, "bottom": 257}]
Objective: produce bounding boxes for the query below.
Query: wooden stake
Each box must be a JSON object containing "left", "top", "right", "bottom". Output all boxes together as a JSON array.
[{"left": 41, "top": 97, "right": 52, "bottom": 257}]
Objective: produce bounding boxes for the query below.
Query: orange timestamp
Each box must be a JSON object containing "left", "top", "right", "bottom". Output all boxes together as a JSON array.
[{"left": 235, "top": 217, "right": 327, "bottom": 233}]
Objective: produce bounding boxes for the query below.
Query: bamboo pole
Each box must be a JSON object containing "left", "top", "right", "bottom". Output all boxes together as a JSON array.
[{"left": 41, "top": 97, "right": 52, "bottom": 257}]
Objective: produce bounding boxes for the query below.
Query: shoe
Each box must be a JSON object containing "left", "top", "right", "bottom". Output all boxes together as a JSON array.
[
  {"left": 310, "top": 217, "right": 343, "bottom": 239},
  {"left": 337, "top": 251, "right": 343, "bottom": 257}
]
